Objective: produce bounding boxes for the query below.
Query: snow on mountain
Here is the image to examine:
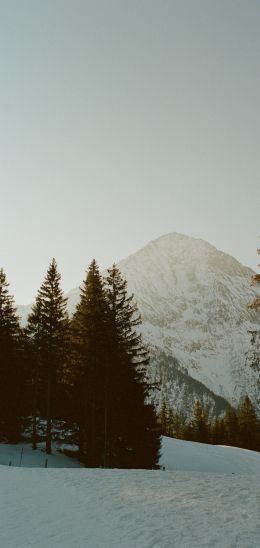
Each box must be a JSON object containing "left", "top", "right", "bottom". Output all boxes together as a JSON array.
[
  {"left": 17, "top": 233, "right": 259, "bottom": 414},
  {"left": 116, "top": 233, "right": 259, "bottom": 411}
]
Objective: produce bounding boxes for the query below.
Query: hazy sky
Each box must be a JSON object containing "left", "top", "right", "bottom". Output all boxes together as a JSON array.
[{"left": 0, "top": 0, "right": 259, "bottom": 303}]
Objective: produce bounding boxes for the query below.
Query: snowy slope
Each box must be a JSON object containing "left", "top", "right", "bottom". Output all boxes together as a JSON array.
[
  {"left": 18, "top": 233, "right": 259, "bottom": 414},
  {"left": 1, "top": 437, "right": 260, "bottom": 548},
  {"left": 117, "top": 234, "right": 259, "bottom": 410},
  {"left": 161, "top": 436, "right": 260, "bottom": 473},
  {"left": 2, "top": 437, "right": 260, "bottom": 473}
]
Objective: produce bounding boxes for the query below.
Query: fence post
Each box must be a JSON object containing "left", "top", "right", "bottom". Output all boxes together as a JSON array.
[{"left": 19, "top": 448, "right": 24, "bottom": 467}]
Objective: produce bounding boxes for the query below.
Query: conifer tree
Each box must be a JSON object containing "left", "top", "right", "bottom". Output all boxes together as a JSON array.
[
  {"left": 26, "top": 259, "right": 68, "bottom": 453},
  {"left": 26, "top": 297, "right": 44, "bottom": 449},
  {"left": 167, "top": 408, "right": 175, "bottom": 438},
  {"left": 211, "top": 417, "right": 225, "bottom": 445},
  {"left": 158, "top": 399, "right": 169, "bottom": 436},
  {"left": 71, "top": 260, "right": 109, "bottom": 466},
  {"left": 238, "top": 395, "right": 259, "bottom": 450},
  {"left": 170, "top": 411, "right": 184, "bottom": 439},
  {"left": 0, "top": 269, "right": 22, "bottom": 441},
  {"left": 183, "top": 421, "right": 194, "bottom": 442},
  {"left": 105, "top": 264, "right": 160, "bottom": 468},
  {"left": 223, "top": 405, "right": 239, "bottom": 446},
  {"left": 191, "top": 400, "right": 209, "bottom": 443}
]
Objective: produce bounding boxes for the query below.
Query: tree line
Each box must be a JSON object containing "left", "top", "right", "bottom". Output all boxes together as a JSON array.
[
  {"left": 158, "top": 396, "right": 260, "bottom": 452},
  {"left": 0, "top": 260, "right": 161, "bottom": 469}
]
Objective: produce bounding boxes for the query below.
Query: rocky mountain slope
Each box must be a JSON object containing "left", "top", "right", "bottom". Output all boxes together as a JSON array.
[{"left": 18, "top": 233, "right": 259, "bottom": 416}]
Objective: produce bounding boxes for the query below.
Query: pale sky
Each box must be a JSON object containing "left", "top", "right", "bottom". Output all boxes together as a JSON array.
[{"left": 0, "top": 0, "right": 259, "bottom": 303}]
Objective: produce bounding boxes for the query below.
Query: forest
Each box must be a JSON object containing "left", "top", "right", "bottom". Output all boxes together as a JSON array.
[
  {"left": 0, "top": 260, "right": 160, "bottom": 468},
  {"left": 158, "top": 396, "right": 260, "bottom": 452}
]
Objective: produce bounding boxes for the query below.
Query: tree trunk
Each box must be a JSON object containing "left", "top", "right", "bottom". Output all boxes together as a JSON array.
[
  {"left": 46, "top": 369, "right": 52, "bottom": 454},
  {"left": 32, "top": 368, "right": 38, "bottom": 450}
]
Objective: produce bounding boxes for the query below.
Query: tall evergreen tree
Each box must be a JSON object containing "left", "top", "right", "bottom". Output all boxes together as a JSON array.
[
  {"left": 211, "top": 417, "right": 225, "bottom": 445},
  {"left": 105, "top": 264, "right": 160, "bottom": 468},
  {"left": 158, "top": 399, "right": 169, "bottom": 436},
  {"left": 26, "top": 259, "right": 68, "bottom": 453},
  {"left": 238, "top": 395, "right": 259, "bottom": 450},
  {"left": 71, "top": 260, "right": 109, "bottom": 466},
  {"left": 223, "top": 404, "right": 239, "bottom": 446},
  {"left": 0, "top": 269, "right": 22, "bottom": 441},
  {"left": 191, "top": 400, "right": 209, "bottom": 443},
  {"left": 170, "top": 411, "right": 184, "bottom": 439},
  {"left": 26, "top": 296, "right": 44, "bottom": 449}
]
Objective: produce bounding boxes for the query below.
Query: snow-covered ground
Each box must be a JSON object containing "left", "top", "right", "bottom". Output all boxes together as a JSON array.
[
  {"left": 161, "top": 436, "right": 260, "bottom": 474},
  {"left": 0, "top": 441, "right": 81, "bottom": 468},
  {"left": 1, "top": 437, "right": 260, "bottom": 548}
]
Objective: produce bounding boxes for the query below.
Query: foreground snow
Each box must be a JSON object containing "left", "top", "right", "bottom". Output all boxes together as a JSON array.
[
  {"left": 1, "top": 467, "right": 260, "bottom": 548},
  {"left": 1, "top": 437, "right": 260, "bottom": 547}
]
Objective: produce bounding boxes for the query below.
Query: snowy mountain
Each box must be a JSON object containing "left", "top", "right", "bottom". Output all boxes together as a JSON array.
[
  {"left": 116, "top": 234, "right": 259, "bottom": 413},
  {"left": 18, "top": 233, "right": 259, "bottom": 415}
]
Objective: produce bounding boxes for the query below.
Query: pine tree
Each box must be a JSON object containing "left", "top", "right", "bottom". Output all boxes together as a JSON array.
[
  {"left": 191, "top": 400, "right": 209, "bottom": 443},
  {"left": 167, "top": 408, "right": 174, "bottom": 438},
  {"left": 0, "top": 269, "right": 22, "bottom": 441},
  {"left": 105, "top": 264, "right": 161, "bottom": 468},
  {"left": 71, "top": 260, "right": 109, "bottom": 466},
  {"left": 158, "top": 399, "right": 169, "bottom": 436},
  {"left": 171, "top": 411, "right": 184, "bottom": 439},
  {"left": 26, "top": 259, "right": 68, "bottom": 454},
  {"left": 211, "top": 417, "right": 225, "bottom": 445},
  {"left": 223, "top": 405, "right": 239, "bottom": 446},
  {"left": 26, "top": 296, "right": 44, "bottom": 449},
  {"left": 238, "top": 395, "right": 259, "bottom": 450}
]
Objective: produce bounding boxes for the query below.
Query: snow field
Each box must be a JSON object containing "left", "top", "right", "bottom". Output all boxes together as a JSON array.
[
  {"left": 1, "top": 466, "right": 260, "bottom": 548},
  {"left": 161, "top": 436, "right": 260, "bottom": 474},
  {"left": 1, "top": 437, "right": 260, "bottom": 547}
]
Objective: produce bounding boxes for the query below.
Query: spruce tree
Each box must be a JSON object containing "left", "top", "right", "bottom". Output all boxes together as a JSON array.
[
  {"left": 105, "top": 264, "right": 160, "bottom": 468},
  {"left": 191, "top": 400, "right": 209, "bottom": 443},
  {"left": 223, "top": 405, "right": 238, "bottom": 446},
  {"left": 26, "top": 259, "right": 68, "bottom": 454},
  {"left": 71, "top": 260, "right": 109, "bottom": 466},
  {"left": 211, "top": 417, "right": 225, "bottom": 445},
  {"left": 158, "top": 399, "right": 169, "bottom": 436},
  {"left": 0, "top": 269, "right": 22, "bottom": 441},
  {"left": 26, "top": 296, "right": 44, "bottom": 449},
  {"left": 170, "top": 411, "right": 184, "bottom": 439},
  {"left": 238, "top": 395, "right": 259, "bottom": 450}
]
